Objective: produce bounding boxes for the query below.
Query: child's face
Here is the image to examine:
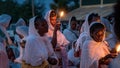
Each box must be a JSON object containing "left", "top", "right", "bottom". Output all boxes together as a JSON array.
[{"left": 92, "top": 29, "right": 105, "bottom": 42}]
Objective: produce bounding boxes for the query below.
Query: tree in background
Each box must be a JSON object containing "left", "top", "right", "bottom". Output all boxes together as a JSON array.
[
  {"left": 0, "top": 0, "right": 45, "bottom": 25},
  {"left": 50, "top": 0, "right": 79, "bottom": 13}
]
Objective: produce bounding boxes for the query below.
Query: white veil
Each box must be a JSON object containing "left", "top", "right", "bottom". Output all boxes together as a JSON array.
[
  {"left": 80, "top": 22, "right": 110, "bottom": 68},
  {"left": 23, "top": 17, "right": 56, "bottom": 66},
  {"left": 45, "top": 10, "right": 69, "bottom": 46}
]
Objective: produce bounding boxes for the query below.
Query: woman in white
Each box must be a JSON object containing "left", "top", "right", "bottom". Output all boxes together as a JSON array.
[
  {"left": 22, "top": 16, "right": 57, "bottom": 68},
  {"left": 14, "top": 26, "right": 28, "bottom": 63},
  {"left": 80, "top": 22, "right": 110, "bottom": 68},
  {"left": 76, "top": 13, "right": 99, "bottom": 51},
  {"left": 45, "top": 10, "right": 69, "bottom": 68},
  {"left": 63, "top": 16, "right": 79, "bottom": 51}
]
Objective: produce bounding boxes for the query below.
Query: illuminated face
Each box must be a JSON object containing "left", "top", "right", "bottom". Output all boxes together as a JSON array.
[
  {"left": 91, "top": 29, "right": 105, "bottom": 42},
  {"left": 50, "top": 16, "right": 57, "bottom": 27}
]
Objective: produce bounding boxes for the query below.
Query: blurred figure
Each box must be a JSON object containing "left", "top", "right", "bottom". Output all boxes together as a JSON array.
[
  {"left": 63, "top": 16, "right": 79, "bottom": 51},
  {"left": 109, "top": 0, "right": 120, "bottom": 68},
  {"left": 14, "top": 26, "right": 28, "bottom": 63}
]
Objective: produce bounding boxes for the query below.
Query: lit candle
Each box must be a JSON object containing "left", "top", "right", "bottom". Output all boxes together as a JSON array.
[
  {"left": 60, "top": 11, "right": 64, "bottom": 18},
  {"left": 116, "top": 44, "right": 120, "bottom": 53}
]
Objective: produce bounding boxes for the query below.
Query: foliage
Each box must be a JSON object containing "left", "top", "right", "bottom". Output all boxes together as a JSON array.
[
  {"left": 0, "top": 0, "right": 45, "bottom": 25},
  {"left": 50, "top": 0, "right": 79, "bottom": 12}
]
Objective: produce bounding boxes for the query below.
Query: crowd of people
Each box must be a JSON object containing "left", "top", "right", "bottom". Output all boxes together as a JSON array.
[{"left": 1, "top": 0, "right": 120, "bottom": 68}]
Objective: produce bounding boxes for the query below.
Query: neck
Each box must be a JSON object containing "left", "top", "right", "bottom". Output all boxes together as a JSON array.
[{"left": 39, "top": 33, "right": 45, "bottom": 36}]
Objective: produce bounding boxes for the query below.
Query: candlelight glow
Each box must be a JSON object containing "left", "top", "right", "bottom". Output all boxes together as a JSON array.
[
  {"left": 60, "top": 11, "right": 64, "bottom": 17},
  {"left": 117, "top": 44, "right": 120, "bottom": 52}
]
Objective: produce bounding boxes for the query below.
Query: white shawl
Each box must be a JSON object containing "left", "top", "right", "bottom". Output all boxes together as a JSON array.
[
  {"left": 45, "top": 10, "right": 69, "bottom": 46},
  {"left": 80, "top": 23, "right": 110, "bottom": 68},
  {"left": 23, "top": 17, "right": 56, "bottom": 66}
]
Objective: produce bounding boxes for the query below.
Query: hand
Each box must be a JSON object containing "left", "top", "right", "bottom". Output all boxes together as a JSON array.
[{"left": 54, "top": 22, "right": 61, "bottom": 31}]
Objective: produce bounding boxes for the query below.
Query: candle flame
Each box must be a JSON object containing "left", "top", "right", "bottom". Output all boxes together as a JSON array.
[
  {"left": 60, "top": 11, "right": 64, "bottom": 17},
  {"left": 117, "top": 44, "right": 120, "bottom": 52}
]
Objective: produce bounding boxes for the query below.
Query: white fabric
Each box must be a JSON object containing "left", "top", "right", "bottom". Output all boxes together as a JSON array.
[
  {"left": 45, "top": 10, "right": 69, "bottom": 68},
  {"left": 15, "top": 18, "right": 26, "bottom": 27},
  {"left": 0, "top": 42, "right": 9, "bottom": 68},
  {"left": 23, "top": 17, "right": 56, "bottom": 66},
  {"left": 68, "top": 43, "right": 80, "bottom": 66},
  {"left": 45, "top": 10, "right": 69, "bottom": 47},
  {"left": 105, "top": 23, "right": 117, "bottom": 49},
  {"left": 101, "top": 17, "right": 111, "bottom": 32},
  {"left": 0, "top": 14, "right": 12, "bottom": 45},
  {"left": 63, "top": 29, "right": 78, "bottom": 46},
  {"left": 0, "top": 14, "right": 11, "bottom": 28},
  {"left": 14, "top": 26, "right": 28, "bottom": 63},
  {"left": 80, "top": 23, "right": 110, "bottom": 68},
  {"left": 76, "top": 14, "right": 90, "bottom": 51},
  {"left": 16, "top": 26, "right": 28, "bottom": 37},
  {"left": 63, "top": 17, "right": 78, "bottom": 45}
]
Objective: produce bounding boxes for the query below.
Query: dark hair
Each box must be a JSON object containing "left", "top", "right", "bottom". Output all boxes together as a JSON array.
[
  {"left": 34, "top": 16, "right": 47, "bottom": 29},
  {"left": 90, "top": 23, "right": 105, "bottom": 42},
  {"left": 88, "top": 13, "right": 99, "bottom": 25},
  {"left": 50, "top": 10, "right": 57, "bottom": 17},
  {"left": 114, "top": 0, "right": 120, "bottom": 41},
  {"left": 70, "top": 16, "right": 77, "bottom": 22}
]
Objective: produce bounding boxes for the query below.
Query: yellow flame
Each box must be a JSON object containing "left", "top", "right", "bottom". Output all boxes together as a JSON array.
[
  {"left": 60, "top": 11, "right": 64, "bottom": 17},
  {"left": 117, "top": 44, "right": 120, "bottom": 52}
]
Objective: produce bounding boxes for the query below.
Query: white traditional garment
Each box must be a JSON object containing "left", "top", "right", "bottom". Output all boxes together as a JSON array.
[
  {"left": 23, "top": 17, "right": 56, "bottom": 66},
  {"left": 63, "top": 17, "right": 79, "bottom": 47},
  {"left": 0, "top": 14, "right": 12, "bottom": 45},
  {"left": 45, "top": 10, "right": 69, "bottom": 68},
  {"left": 68, "top": 42, "right": 80, "bottom": 66},
  {"left": 75, "top": 14, "right": 90, "bottom": 51},
  {"left": 45, "top": 10, "right": 69, "bottom": 46},
  {"left": 0, "top": 37, "right": 9, "bottom": 68},
  {"left": 105, "top": 21, "right": 117, "bottom": 49},
  {"left": 14, "top": 26, "right": 28, "bottom": 63},
  {"left": 15, "top": 18, "right": 26, "bottom": 27},
  {"left": 80, "top": 23, "right": 110, "bottom": 68}
]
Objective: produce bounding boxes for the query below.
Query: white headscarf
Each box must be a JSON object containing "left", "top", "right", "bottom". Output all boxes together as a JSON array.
[
  {"left": 80, "top": 23, "right": 110, "bottom": 68},
  {"left": 101, "top": 17, "right": 111, "bottom": 32},
  {"left": 0, "top": 14, "right": 11, "bottom": 28},
  {"left": 45, "top": 10, "right": 69, "bottom": 46},
  {"left": 23, "top": 16, "right": 56, "bottom": 66},
  {"left": 16, "top": 26, "right": 28, "bottom": 39},
  {"left": 63, "top": 16, "right": 78, "bottom": 44},
  {"left": 75, "top": 14, "right": 91, "bottom": 51},
  {"left": 0, "top": 14, "right": 12, "bottom": 45},
  {"left": 15, "top": 18, "right": 26, "bottom": 27}
]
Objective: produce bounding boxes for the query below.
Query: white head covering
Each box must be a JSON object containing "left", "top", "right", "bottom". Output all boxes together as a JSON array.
[
  {"left": 15, "top": 18, "right": 26, "bottom": 27},
  {"left": 75, "top": 14, "right": 91, "bottom": 51},
  {"left": 23, "top": 16, "right": 56, "bottom": 66},
  {"left": 80, "top": 14, "right": 90, "bottom": 33},
  {"left": 0, "top": 14, "right": 11, "bottom": 28},
  {"left": 45, "top": 10, "right": 69, "bottom": 46},
  {"left": 80, "top": 22, "right": 110, "bottom": 68},
  {"left": 16, "top": 26, "right": 28, "bottom": 38},
  {"left": 0, "top": 14, "right": 12, "bottom": 45},
  {"left": 101, "top": 17, "right": 111, "bottom": 32}
]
